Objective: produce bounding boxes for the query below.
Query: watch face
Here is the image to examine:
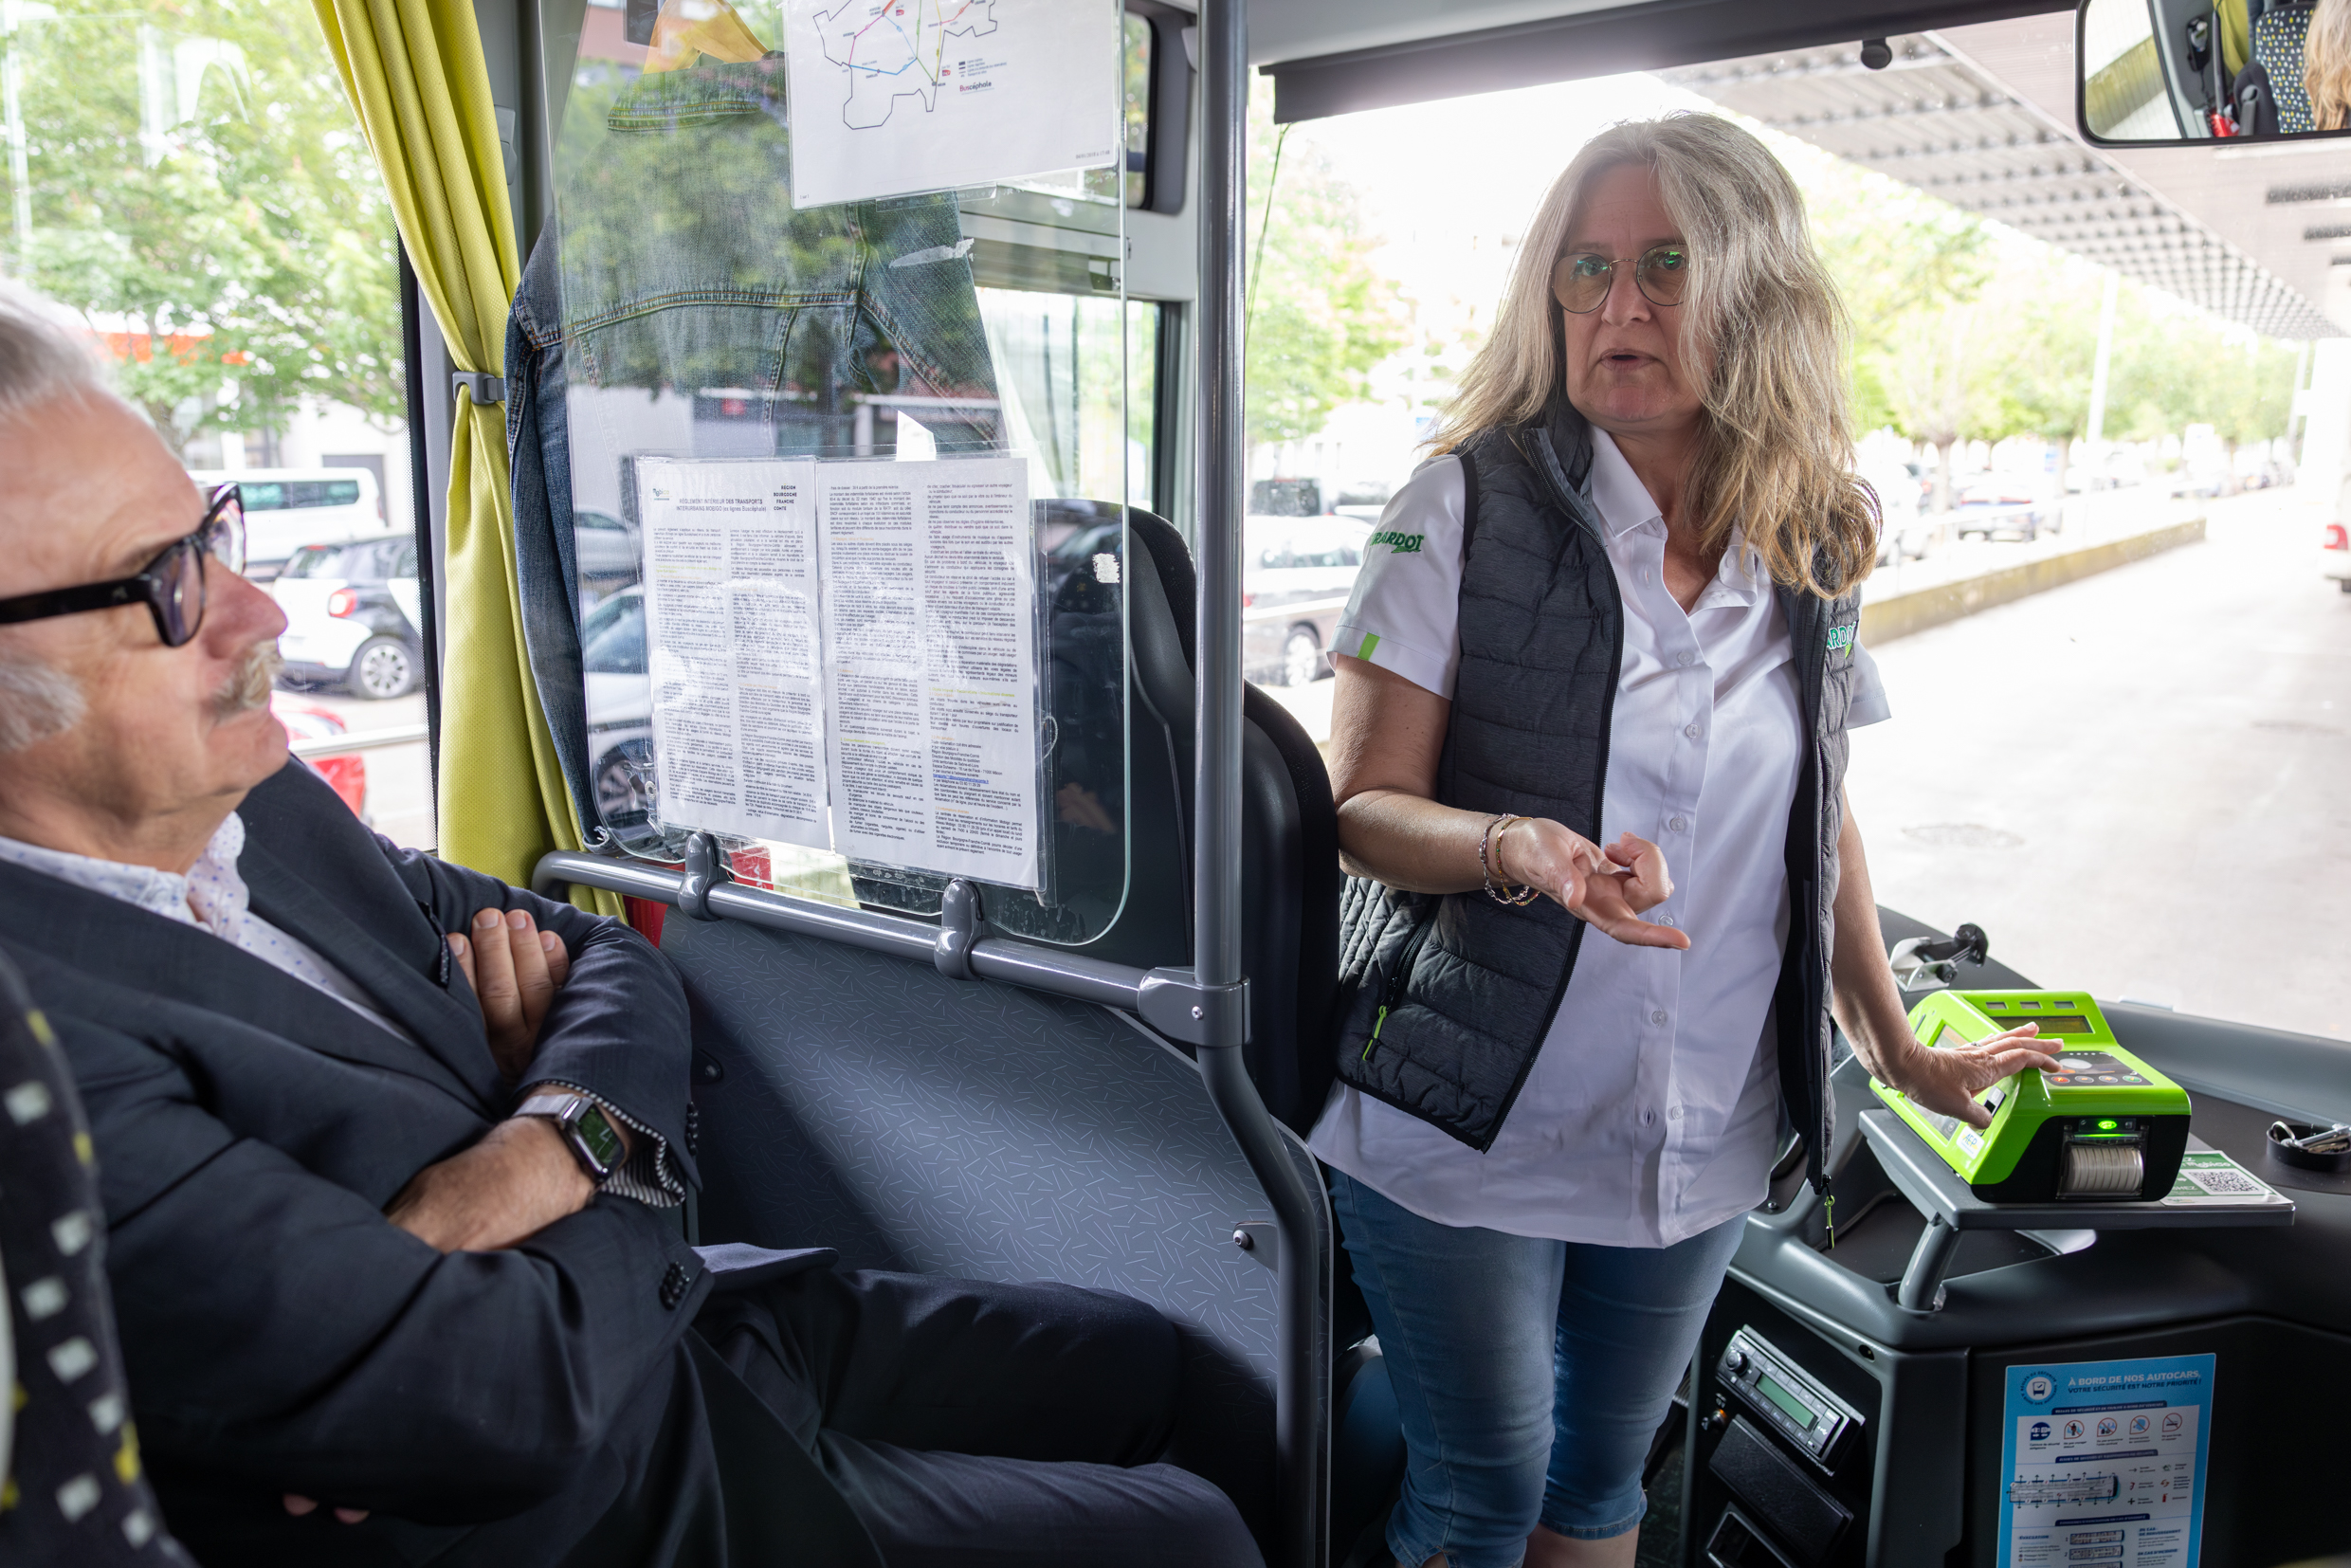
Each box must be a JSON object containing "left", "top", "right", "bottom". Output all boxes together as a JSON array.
[{"left": 574, "top": 1103, "right": 626, "bottom": 1176}]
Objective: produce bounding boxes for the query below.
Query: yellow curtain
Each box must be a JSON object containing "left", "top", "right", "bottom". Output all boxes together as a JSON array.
[{"left": 310, "top": 0, "right": 619, "bottom": 915}]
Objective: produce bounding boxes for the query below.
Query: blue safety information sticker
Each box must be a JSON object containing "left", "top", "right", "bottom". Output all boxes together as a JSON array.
[{"left": 1998, "top": 1354, "right": 2214, "bottom": 1568}]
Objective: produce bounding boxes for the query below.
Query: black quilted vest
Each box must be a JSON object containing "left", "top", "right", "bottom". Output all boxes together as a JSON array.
[{"left": 1332, "top": 398, "right": 1863, "bottom": 1193}]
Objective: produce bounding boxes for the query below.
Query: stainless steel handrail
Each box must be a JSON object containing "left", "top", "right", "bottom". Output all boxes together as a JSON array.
[
  {"left": 530, "top": 850, "right": 1146, "bottom": 1008},
  {"left": 288, "top": 722, "right": 431, "bottom": 758},
  {"left": 1195, "top": 3, "right": 1329, "bottom": 1562}
]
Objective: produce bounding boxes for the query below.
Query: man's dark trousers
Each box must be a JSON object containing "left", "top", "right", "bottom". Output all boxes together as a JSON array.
[{"left": 702, "top": 1268, "right": 1262, "bottom": 1567}]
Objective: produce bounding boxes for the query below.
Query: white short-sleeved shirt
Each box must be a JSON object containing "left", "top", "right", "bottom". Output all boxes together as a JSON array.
[{"left": 1307, "top": 433, "right": 1890, "bottom": 1248}]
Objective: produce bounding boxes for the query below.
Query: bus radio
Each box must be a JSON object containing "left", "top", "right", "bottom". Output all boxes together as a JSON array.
[
  {"left": 1715, "top": 1328, "right": 1865, "bottom": 1472},
  {"left": 1871, "top": 992, "right": 2193, "bottom": 1202}
]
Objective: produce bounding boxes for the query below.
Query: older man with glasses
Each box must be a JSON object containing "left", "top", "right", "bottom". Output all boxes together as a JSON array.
[{"left": 0, "top": 286, "right": 1262, "bottom": 1568}]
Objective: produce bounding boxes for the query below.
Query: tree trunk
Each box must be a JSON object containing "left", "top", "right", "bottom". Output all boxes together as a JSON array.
[
  {"left": 2051, "top": 435, "right": 2071, "bottom": 532},
  {"left": 1932, "top": 440, "right": 1956, "bottom": 513}
]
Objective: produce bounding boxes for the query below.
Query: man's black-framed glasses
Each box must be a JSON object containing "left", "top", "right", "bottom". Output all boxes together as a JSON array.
[
  {"left": 1551, "top": 245, "right": 1690, "bottom": 314},
  {"left": 0, "top": 483, "right": 245, "bottom": 648}
]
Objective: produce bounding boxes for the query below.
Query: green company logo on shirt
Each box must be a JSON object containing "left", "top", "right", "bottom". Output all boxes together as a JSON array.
[
  {"left": 1367, "top": 530, "right": 1425, "bottom": 555},
  {"left": 1826, "top": 626, "right": 1855, "bottom": 652}
]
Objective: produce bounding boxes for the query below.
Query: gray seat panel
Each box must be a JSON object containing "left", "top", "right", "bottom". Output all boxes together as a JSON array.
[{"left": 668, "top": 912, "right": 1282, "bottom": 1373}]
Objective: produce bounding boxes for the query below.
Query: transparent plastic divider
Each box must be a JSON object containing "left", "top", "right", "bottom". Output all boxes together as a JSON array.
[{"left": 541, "top": 0, "right": 1138, "bottom": 946}]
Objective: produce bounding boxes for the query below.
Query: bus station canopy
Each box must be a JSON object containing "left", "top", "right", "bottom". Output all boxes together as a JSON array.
[{"left": 1662, "top": 12, "right": 2348, "bottom": 338}]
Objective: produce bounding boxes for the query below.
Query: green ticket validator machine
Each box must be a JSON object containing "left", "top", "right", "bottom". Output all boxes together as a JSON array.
[{"left": 1870, "top": 991, "right": 2193, "bottom": 1201}]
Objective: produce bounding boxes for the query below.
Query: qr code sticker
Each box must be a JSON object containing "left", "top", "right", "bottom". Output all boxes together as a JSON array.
[{"left": 2185, "top": 1166, "right": 2265, "bottom": 1195}]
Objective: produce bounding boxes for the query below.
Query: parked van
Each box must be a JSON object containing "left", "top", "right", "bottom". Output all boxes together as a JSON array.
[{"left": 186, "top": 466, "right": 392, "bottom": 579}]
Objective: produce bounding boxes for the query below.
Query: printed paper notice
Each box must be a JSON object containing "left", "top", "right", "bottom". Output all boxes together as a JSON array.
[
  {"left": 1997, "top": 1356, "right": 2214, "bottom": 1568},
  {"left": 784, "top": 0, "right": 1121, "bottom": 209},
  {"left": 818, "top": 457, "right": 1041, "bottom": 887},
  {"left": 637, "top": 458, "right": 829, "bottom": 848},
  {"left": 2159, "top": 1149, "right": 2290, "bottom": 1209}
]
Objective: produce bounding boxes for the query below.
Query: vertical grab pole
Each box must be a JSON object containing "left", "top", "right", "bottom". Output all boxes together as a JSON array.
[
  {"left": 1193, "top": 5, "right": 1330, "bottom": 1566},
  {"left": 1193, "top": 0, "right": 1244, "bottom": 992}
]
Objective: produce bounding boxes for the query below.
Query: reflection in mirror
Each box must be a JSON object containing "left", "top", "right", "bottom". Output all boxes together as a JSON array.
[{"left": 2080, "top": 0, "right": 2351, "bottom": 144}]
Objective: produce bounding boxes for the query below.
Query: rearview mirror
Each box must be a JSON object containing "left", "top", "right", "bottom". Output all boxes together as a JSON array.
[{"left": 2077, "top": 0, "right": 2351, "bottom": 146}]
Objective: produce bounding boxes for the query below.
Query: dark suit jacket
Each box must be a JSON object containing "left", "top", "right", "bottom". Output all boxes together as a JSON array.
[{"left": 0, "top": 762, "right": 879, "bottom": 1567}]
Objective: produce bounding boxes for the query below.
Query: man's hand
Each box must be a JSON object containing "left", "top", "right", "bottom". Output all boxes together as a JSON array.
[
  {"left": 447, "top": 907, "right": 571, "bottom": 1081},
  {"left": 1495, "top": 821, "right": 1691, "bottom": 951},
  {"left": 1884, "top": 1024, "right": 2065, "bottom": 1128},
  {"left": 291, "top": 1112, "right": 604, "bottom": 1521},
  {"left": 283, "top": 1495, "right": 368, "bottom": 1525},
  {"left": 383, "top": 1116, "right": 596, "bottom": 1253}
]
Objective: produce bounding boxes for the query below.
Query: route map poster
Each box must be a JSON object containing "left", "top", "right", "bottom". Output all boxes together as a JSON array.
[
  {"left": 784, "top": 0, "right": 1121, "bottom": 208},
  {"left": 1997, "top": 1355, "right": 2215, "bottom": 1568}
]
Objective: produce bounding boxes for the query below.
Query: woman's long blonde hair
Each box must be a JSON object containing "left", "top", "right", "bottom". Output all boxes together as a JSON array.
[
  {"left": 1428, "top": 113, "right": 1877, "bottom": 597},
  {"left": 2307, "top": 0, "right": 2351, "bottom": 129}
]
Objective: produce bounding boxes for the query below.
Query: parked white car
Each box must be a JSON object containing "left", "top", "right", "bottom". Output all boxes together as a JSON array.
[
  {"left": 1859, "top": 458, "right": 1931, "bottom": 564},
  {"left": 1244, "top": 516, "right": 1370, "bottom": 686},
  {"left": 573, "top": 508, "right": 644, "bottom": 584},
  {"left": 580, "top": 587, "right": 654, "bottom": 825},
  {"left": 2325, "top": 519, "right": 2350, "bottom": 593},
  {"left": 271, "top": 537, "right": 426, "bottom": 699},
  {"left": 189, "top": 466, "right": 392, "bottom": 579}
]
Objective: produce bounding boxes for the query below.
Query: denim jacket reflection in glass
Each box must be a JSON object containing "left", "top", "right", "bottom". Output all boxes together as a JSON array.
[{"left": 506, "top": 56, "right": 1001, "bottom": 857}]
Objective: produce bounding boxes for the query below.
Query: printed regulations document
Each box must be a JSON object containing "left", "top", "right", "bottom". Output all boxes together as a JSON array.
[
  {"left": 783, "top": 0, "right": 1121, "bottom": 208},
  {"left": 634, "top": 454, "right": 1043, "bottom": 889},
  {"left": 818, "top": 456, "right": 1041, "bottom": 888},
  {"left": 637, "top": 458, "right": 830, "bottom": 848}
]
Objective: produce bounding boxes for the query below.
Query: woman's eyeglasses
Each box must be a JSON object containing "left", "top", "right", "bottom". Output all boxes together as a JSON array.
[
  {"left": 1550, "top": 245, "right": 1690, "bottom": 315},
  {"left": 0, "top": 483, "right": 246, "bottom": 648}
]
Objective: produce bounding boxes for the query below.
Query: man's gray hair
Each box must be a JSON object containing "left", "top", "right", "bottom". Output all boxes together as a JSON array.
[
  {"left": 0, "top": 280, "right": 108, "bottom": 425},
  {"left": 0, "top": 281, "right": 103, "bottom": 749},
  {"left": 0, "top": 651, "right": 83, "bottom": 751}
]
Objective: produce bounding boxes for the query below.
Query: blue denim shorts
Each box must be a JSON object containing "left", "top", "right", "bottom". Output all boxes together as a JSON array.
[{"left": 1330, "top": 1171, "right": 1746, "bottom": 1568}]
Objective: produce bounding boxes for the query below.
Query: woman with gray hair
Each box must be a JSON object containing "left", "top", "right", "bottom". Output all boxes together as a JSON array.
[{"left": 1311, "top": 114, "right": 2058, "bottom": 1568}]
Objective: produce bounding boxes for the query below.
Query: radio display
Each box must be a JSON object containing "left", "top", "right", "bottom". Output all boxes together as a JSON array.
[{"left": 1755, "top": 1372, "right": 1818, "bottom": 1431}]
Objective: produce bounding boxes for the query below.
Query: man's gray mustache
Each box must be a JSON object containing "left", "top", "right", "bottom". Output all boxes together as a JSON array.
[{"left": 216, "top": 641, "right": 282, "bottom": 717}]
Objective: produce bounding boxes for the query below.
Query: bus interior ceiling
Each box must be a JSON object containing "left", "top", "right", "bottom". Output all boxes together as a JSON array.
[{"left": 464, "top": 1, "right": 2351, "bottom": 1567}]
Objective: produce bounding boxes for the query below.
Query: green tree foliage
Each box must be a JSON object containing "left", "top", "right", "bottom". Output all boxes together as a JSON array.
[
  {"left": 5, "top": 0, "right": 402, "bottom": 453},
  {"left": 1795, "top": 141, "right": 2298, "bottom": 495},
  {"left": 1811, "top": 173, "right": 1990, "bottom": 457},
  {"left": 1243, "top": 93, "right": 1403, "bottom": 457}
]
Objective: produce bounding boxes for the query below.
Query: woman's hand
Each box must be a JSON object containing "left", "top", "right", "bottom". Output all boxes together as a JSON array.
[
  {"left": 1880, "top": 1023, "right": 2064, "bottom": 1128},
  {"left": 1827, "top": 792, "right": 2061, "bottom": 1126},
  {"left": 1495, "top": 821, "right": 1691, "bottom": 951}
]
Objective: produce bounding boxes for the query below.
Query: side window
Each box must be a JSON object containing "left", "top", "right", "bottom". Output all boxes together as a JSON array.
[
  {"left": 581, "top": 593, "right": 647, "bottom": 676},
  {"left": 282, "top": 480, "right": 358, "bottom": 509},
  {"left": 243, "top": 483, "right": 286, "bottom": 511},
  {"left": 394, "top": 541, "right": 418, "bottom": 578}
]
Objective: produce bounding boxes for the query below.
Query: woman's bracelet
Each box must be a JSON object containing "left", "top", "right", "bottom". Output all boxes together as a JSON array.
[{"left": 1479, "top": 814, "right": 1540, "bottom": 906}]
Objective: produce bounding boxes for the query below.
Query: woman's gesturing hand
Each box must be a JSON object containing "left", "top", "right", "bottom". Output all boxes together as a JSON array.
[
  {"left": 1495, "top": 821, "right": 1692, "bottom": 951},
  {"left": 1886, "top": 1024, "right": 2065, "bottom": 1128}
]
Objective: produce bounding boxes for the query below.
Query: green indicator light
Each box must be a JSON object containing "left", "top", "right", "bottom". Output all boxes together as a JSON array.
[{"left": 2097, "top": 1119, "right": 2119, "bottom": 1131}]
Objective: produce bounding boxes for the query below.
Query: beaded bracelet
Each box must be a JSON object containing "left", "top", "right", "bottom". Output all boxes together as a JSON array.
[{"left": 1479, "top": 814, "right": 1540, "bottom": 906}]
